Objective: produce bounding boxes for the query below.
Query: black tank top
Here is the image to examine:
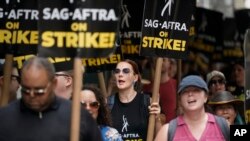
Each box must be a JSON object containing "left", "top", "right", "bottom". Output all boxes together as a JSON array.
[{"left": 111, "top": 93, "right": 149, "bottom": 141}]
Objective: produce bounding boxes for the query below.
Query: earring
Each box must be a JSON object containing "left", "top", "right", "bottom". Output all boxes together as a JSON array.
[{"left": 132, "top": 80, "right": 136, "bottom": 85}]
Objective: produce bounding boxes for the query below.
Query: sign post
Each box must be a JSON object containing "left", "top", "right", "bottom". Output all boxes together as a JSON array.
[
  {"left": 140, "top": 0, "right": 195, "bottom": 140},
  {"left": 244, "top": 29, "right": 250, "bottom": 124}
]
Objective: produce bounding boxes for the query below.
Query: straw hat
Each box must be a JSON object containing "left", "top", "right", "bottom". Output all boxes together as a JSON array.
[
  {"left": 208, "top": 91, "right": 244, "bottom": 117},
  {"left": 208, "top": 91, "right": 243, "bottom": 105}
]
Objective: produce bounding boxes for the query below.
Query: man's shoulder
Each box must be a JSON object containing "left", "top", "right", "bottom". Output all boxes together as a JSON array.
[
  {"left": 56, "top": 96, "right": 72, "bottom": 107},
  {"left": 0, "top": 100, "right": 20, "bottom": 125},
  {"left": 0, "top": 100, "right": 19, "bottom": 113}
]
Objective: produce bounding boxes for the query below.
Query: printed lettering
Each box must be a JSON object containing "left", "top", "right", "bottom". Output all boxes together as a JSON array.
[{"left": 234, "top": 129, "right": 247, "bottom": 136}]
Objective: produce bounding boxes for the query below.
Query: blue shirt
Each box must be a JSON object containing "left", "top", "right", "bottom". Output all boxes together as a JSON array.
[{"left": 100, "top": 125, "right": 123, "bottom": 141}]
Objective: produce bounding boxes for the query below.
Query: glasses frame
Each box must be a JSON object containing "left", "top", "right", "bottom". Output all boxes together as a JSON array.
[
  {"left": 113, "top": 68, "right": 131, "bottom": 75},
  {"left": 209, "top": 79, "right": 226, "bottom": 86},
  {"left": 81, "top": 101, "right": 100, "bottom": 109},
  {"left": 21, "top": 83, "right": 51, "bottom": 96}
]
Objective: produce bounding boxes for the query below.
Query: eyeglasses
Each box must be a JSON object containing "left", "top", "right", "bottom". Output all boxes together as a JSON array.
[
  {"left": 209, "top": 79, "right": 225, "bottom": 86},
  {"left": 11, "top": 74, "right": 20, "bottom": 83},
  {"left": 81, "top": 101, "right": 100, "bottom": 109},
  {"left": 21, "top": 83, "right": 50, "bottom": 96},
  {"left": 114, "top": 68, "right": 131, "bottom": 74}
]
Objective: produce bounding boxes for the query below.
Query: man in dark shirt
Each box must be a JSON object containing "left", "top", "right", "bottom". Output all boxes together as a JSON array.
[{"left": 0, "top": 57, "right": 102, "bottom": 141}]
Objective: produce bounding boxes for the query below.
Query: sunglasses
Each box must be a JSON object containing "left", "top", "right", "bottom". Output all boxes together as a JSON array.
[
  {"left": 81, "top": 101, "right": 100, "bottom": 109},
  {"left": 114, "top": 68, "right": 131, "bottom": 74},
  {"left": 21, "top": 83, "right": 50, "bottom": 96},
  {"left": 209, "top": 79, "right": 225, "bottom": 86}
]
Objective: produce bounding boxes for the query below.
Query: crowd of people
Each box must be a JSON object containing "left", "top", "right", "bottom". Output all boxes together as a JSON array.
[{"left": 0, "top": 56, "right": 247, "bottom": 141}]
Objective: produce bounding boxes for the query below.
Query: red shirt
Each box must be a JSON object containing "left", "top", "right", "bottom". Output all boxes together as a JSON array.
[{"left": 143, "top": 78, "right": 177, "bottom": 123}]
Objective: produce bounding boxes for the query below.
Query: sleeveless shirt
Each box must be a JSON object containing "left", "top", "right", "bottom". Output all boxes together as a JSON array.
[
  {"left": 173, "top": 113, "right": 225, "bottom": 141},
  {"left": 111, "top": 93, "right": 149, "bottom": 141}
]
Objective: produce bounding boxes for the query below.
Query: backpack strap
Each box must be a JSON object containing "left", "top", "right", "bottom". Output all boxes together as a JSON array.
[
  {"left": 143, "top": 93, "right": 150, "bottom": 115},
  {"left": 139, "top": 93, "right": 150, "bottom": 127},
  {"left": 167, "top": 118, "right": 177, "bottom": 141},
  {"left": 214, "top": 115, "right": 230, "bottom": 141},
  {"left": 167, "top": 116, "right": 230, "bottom": 141}
]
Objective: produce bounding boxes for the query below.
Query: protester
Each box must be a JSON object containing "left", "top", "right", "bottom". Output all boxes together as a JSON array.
[
  {"left": 206, "top": 70, "right": 226, "bottom": 98},
  {"left": 143, "top": 57, "right": 177, "bottom": 123},
  {"left": 0, "top": 57, "right": 102, "bottom": 141},
  {"left": 227, "top": 60, "right": 246, "bottom": 121},
  {"left": 169, "top": 58, "right": 177, "bottom": 79},
  {"left": 230, "top": 60, "right": 245, "bottom": 101},
  {"left": 155, "top": 75, "right": 229, "bottom": 141},
  {"left": 208, "top": 90, "right": 245, "bottom": 125},
  {"left": 107, "top": 60, "right": 151, "bottom": 98},
  {"left": 108, "top": 59, "right": 162, "bottom": 141},
  {"left": 54, "top": 70, "right": 73, "bottom": 99},
  {"left": 0, "top": 62, "right": 20, "bottom": 103},
  {"left": 80, "top": 84, "right": 123, "bottom": 141}
]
